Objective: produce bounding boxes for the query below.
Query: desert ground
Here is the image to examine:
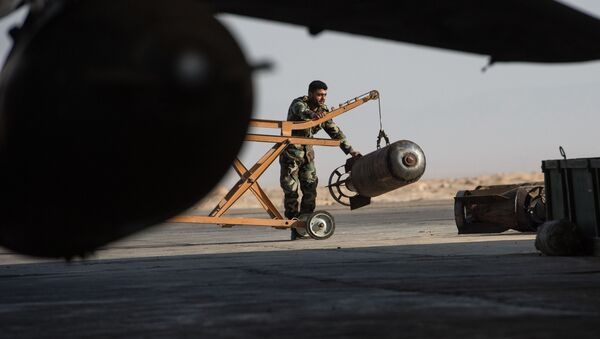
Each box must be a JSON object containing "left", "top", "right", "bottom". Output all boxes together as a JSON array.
[{"left": 196, "top": 171, "right": 544, "bottom": 210}]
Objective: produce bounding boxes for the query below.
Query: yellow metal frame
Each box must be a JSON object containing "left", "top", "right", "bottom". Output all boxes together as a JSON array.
[{"left": 170, "top": 90, "right": 379, "bottom": 230}]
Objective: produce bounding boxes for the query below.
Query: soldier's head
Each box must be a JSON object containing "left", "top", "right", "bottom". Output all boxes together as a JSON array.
[{"left": 308, "top": 80, "right": 327, "bottom": 106}]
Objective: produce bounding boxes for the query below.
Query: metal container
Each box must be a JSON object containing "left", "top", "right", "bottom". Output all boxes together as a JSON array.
[
  {"left": 542, "top": 157, "right": 600, "bottom": 254},
  {"left": 348, "top": 140, "right": 426, "bottom": 197}
]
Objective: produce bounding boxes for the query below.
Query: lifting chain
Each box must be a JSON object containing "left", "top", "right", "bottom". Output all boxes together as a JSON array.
[
  {"left": 333, "top": 90, "right": 389, "bottom": 149},
  {"left": 375, "top": 94, "right": 389, "bottom": 149}
]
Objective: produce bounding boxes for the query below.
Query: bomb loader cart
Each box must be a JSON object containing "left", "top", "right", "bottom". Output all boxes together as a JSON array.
[{"left": 170, "top": 90, "right": 380, "bottom": 239}]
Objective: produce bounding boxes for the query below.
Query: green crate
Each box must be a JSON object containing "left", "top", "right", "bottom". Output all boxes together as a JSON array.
[{"left": 542, "top": 157, "right": 600, "bottom": 253}]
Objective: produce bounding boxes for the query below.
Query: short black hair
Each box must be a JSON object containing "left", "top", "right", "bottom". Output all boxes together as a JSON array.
[{"left": 308, "top": 80, "right": 327, "bottom": 93}]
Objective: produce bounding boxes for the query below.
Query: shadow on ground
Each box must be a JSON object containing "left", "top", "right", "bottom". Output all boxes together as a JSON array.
[{"left": 1, "top": 240, "right": 600, "bottom": 338}]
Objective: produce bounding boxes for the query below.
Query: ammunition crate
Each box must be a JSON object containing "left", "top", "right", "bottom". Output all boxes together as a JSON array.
[{"left": 542, "top": 157, "right": 600, "bottom": 254}]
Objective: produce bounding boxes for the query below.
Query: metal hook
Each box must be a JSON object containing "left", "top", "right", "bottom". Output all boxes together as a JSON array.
[{"left": 559, "top": 146, "right": 567, "bottom": 160}]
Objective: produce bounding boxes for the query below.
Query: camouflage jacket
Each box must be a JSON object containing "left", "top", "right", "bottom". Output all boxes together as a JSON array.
[{"left": 286, "top": 96, "right": 354, "bottom": 155}]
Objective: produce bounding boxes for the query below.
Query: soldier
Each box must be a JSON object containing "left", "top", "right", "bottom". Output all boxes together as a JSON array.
[{"left": 280, "top": 80, "right": 360, "bottom": 240}]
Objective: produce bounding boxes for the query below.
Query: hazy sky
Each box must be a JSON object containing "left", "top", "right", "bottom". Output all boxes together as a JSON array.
[{"left": 1, "top": 1, "right": 599, "bottom": 186}]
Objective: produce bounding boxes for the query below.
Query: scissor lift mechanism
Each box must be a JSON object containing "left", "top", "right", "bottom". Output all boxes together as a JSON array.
[{"left": 171, "top": 90, "right": 379, "bottom": 239}]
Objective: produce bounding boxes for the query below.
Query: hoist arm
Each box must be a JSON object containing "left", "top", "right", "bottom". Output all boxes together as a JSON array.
[{"left": 248, "top": 90, "right": 380, "bottom": 136}]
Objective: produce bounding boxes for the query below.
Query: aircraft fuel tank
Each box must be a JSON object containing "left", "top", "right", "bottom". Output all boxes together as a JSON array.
[{"left": 328, "top": 140, "right": 426, "bottom": 209}]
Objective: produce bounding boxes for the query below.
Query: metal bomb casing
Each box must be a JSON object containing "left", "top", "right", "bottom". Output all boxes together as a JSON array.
[
  {"left": 328, "top": 140, "right": 426, "bottom": 210},
  {"left": 348, "top": 140, "right": 426, "bottom": 197}
]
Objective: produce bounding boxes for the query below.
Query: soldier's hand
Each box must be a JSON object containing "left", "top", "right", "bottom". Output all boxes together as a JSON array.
[
  {"left": 349, "top": 150, "right": 361, "bottom": 157},
  {"left": 308, "top": 109, "right": 326, "bottom": 119}
]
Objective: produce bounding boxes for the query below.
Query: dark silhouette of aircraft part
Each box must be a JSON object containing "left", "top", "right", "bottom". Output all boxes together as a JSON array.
[
  {"left": 328, "top": 140, "right": 426, "bottom": 210},
  {"left": 0, "top": 0, "right": 21, "bottom": 18},
  {"left": 0, "top": 0, "right": 253, "bottom": 258},
  {"left": 209, "top": 0, "right": 600, "bottom": 63}
]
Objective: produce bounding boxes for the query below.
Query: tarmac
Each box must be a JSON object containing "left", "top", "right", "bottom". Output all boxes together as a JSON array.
[{"left": 1, "top": 200, "right": 600, "bottom": 338}]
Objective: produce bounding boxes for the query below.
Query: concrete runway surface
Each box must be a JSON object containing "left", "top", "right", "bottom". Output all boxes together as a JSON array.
[{"left": 1, "top": 200, "right": 600, "bottom": 338}]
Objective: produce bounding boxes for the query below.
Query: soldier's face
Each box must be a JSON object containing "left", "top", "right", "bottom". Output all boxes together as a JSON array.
[{"left": 309, "top": 89, "right": 327, "bottom": 106}]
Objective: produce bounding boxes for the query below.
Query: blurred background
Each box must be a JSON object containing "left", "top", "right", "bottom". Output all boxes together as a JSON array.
[{"left": 1, "top": 0, "right": 599, "bottom": 187}]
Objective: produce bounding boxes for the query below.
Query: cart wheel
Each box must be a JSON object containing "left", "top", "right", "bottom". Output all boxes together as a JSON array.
[{"left": 304, "top": 211, "right": 335, "bottom": 240}]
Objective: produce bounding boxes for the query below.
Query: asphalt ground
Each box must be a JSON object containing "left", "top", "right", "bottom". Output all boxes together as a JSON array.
[{"left": 1, "top": 200, "right": 599, "bottom": 338}]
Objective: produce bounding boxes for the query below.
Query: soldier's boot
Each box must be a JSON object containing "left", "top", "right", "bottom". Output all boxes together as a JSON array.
[
  {"left": 295, "top": 162, "right": 318, "bottom": 240},
  {"left": 291, "top": 228, "right": 310, "bottom": 240},
  {"left": 288, "top": 213, "right": 311, "bottom": 240},
  {"left": 280, "top": 184, "right": 300, "bottom": 239},
  {"left": 287, "top": 211, "right": 310, "bottom": 241},
  {"left": 290, "top": 228, "right": 302, "bottom": 241},
  {"left": 282, "top": 187, "right": 303, "bottom": 240}
]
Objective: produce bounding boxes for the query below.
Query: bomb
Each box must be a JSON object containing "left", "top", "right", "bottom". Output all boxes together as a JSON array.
[{"left": 328, "top": 140, "right": 426, "bottom": 209}]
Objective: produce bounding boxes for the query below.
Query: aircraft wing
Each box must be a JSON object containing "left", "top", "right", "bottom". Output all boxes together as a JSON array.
[{"left": 208, "top": 0, "right": 600, "bottom": 63}]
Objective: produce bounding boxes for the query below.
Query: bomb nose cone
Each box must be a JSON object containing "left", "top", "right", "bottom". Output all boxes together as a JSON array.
[
  {"left": 402, "top": 153, "right": 418, "bottom": 167},
  {"left": 347, "top": 140, "right": 426, "bottom": 198}
]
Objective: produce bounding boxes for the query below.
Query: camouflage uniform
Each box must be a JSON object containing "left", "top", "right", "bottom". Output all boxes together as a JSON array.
[{"left": 280, "top": 96, "right": 355, "bottom": 219}]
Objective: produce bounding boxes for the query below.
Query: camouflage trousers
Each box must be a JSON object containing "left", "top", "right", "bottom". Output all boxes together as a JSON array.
[{"left": 279, "top": 145, "right": 318, "bottom": 219}]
